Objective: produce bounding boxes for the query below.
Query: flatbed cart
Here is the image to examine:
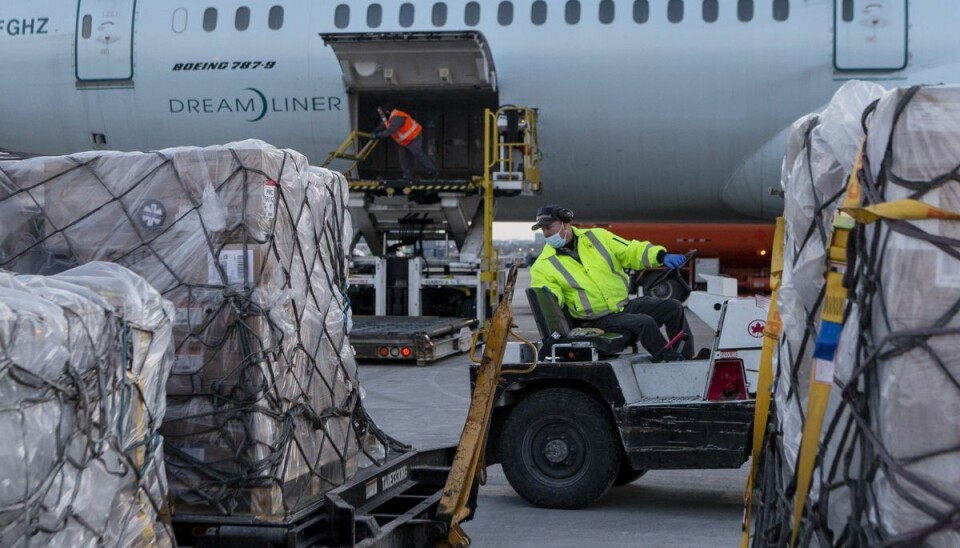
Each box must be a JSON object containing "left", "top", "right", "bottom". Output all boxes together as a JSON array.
[{"left": 349, "top": 316, "right": 478, "bottom": 366}]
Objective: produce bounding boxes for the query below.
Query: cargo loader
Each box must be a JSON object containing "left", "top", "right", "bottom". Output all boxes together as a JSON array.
[{"left": 322, "top": 100, "right": 540, "bottom": 365}]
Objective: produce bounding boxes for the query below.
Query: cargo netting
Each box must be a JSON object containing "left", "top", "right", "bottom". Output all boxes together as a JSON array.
[
  {"left": 0, "top": 262, "right": 174, "bottom": 547},
  {"left": 0, "top": 140, "right": 402, "bottom": 522},
  {"left": 748, "top": 84, "right": 960, "bottom": 546}
]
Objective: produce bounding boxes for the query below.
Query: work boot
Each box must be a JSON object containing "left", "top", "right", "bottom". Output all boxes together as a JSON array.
[{"left": 694, "top": 347, "right": 712, "bottom": 360}]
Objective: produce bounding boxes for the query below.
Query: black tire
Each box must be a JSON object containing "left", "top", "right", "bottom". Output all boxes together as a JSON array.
[
  {"left": 612, "top": 462, "right": 647, "bottom": 486},
  {"left": 500, "top": 388, "right": 621, "bottom": 509},
  {"left": 643, "top": 277, "right": 683, "bottom": 300}
]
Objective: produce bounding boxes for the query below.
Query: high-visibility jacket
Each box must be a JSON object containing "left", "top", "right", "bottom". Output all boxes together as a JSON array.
[
  {"left": 530, "top": 227, "right": 666, "bottom": 320},
  {"left": 388, "top": 109, "right": 422, "bottom": 147}
]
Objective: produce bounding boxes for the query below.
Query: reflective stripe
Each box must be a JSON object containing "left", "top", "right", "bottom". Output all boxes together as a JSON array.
[
  {"left": 585, "top": 231, "right": 631, "bottom": 293},
  {"left": 641, "top": 247, "right": 652, "bottom": 269},
  {"left": 397, "top": 119, "right": 420, "bottom": 142},
  {"left": 547, "top": 256, "right": 600, "bottom": 319}
]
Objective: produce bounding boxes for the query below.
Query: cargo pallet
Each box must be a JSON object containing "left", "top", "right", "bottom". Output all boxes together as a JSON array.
[{"left": 172, "top": 447, "right": 473, "bottom": 548}]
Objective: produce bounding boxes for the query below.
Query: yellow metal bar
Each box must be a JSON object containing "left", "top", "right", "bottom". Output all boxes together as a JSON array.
[
  {"left": 436, "top": 267, "right": 519, "bottom": 548},
  {"left": 741, "top": 216, "right": 785, "bottom": 548},
  {"left": 481, "top": 109, "right": 497, "bottom": 309},
  {"left": 321, "top": 130, "right": 379, "bottom": 176}
]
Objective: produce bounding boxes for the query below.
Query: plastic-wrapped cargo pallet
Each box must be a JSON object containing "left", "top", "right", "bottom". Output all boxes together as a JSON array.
[
  {"left": 0, "top": 262, "right": 174, "bottom": 547},
  {"left": 750, "top": 84, "right": 960, "bottom": 546},
  {"left": 747, "top": 81, "right": 885, "bottom": 544},
  {"left": 0, "top": 140, "right": 391, "bottom": 521}
]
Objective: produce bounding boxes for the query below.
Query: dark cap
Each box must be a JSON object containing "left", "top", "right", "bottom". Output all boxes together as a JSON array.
[{"left": 531, "top": 205, "right": 574, "bottom": 230}]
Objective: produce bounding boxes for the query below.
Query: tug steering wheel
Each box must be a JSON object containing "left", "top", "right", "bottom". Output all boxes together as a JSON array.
[{"left": 643, "top": 250, "right": 697, "bottom": 302}]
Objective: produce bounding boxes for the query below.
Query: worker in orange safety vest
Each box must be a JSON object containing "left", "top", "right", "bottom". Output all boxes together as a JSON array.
[{"left": 373, "top": 104, "right": 439, "bottom": 181}]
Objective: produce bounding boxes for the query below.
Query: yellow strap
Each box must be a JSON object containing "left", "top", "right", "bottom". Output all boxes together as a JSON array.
[
  {"left": 788, "top": 145, "right": 863, "bottom": 546},
  {"left": 741, "top": 217, "right": 785, "bottom": 548},
  {"left": 789, "top": 356, "right": 835, "bottom": 546},
  {"left": 842, "top": 198, "right": 960, "bottom": 223}
]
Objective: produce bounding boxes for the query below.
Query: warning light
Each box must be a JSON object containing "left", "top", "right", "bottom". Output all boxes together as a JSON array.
[
  {"left": 400, "top": 346, "right": 412, "bottom": 358},
  {"left": 759, "top": 249, "right": 768, "bottom": 256},
  {"left": 390, "top": 347, "right": 400, "bottom": 357},
  {"left": 378, "top": 347, "right": 389, "bottom": 358}
]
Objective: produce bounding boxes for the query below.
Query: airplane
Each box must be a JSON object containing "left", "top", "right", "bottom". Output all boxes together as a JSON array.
[{"left": 0, "top": 1, "right": 955, "bottom": 264}]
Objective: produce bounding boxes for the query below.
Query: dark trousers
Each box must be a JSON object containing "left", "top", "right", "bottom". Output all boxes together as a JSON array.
[
  {"left": 398, "top": 135, "right": 438, "bottom": 180},
  {"left": 583, "top": 297, "right": 693, "bottom": 358}
]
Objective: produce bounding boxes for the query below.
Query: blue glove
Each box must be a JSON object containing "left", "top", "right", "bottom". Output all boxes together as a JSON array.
[{"left": 663, "top": 253, "right": 686, "bottom": 270}]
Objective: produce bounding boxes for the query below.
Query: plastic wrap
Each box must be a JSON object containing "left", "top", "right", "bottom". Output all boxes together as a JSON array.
[
  {"left": 836, "top": 85, "right": 960, "bottom": 546},
  {"left": 775, "top": 81, "right": 885, "bottom": 477},
  {"left": 0, "top": 262, "right": 173, "bottom": 547},
  {"left": 750, "top": 81, "right": 885, "bottom": 545},
  {"left": 0, "top": 140, "right": 382, "bottom": 520},
  {"left": 753, "top": 84, "right": 960, "bottom": 547}
]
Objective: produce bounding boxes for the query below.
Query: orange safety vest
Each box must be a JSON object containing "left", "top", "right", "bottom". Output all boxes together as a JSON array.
[{"left": 388, "top": 109, "right": 422, "bottom": 147}]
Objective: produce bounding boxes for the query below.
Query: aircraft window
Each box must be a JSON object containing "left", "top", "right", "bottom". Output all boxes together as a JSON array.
[
  {"left": 738, "top": 0, "right": 753, "bottom": 22},
  {"left": 498, "top": 2, "right": 513, "bottom": 25},
  {"left": 433, "top": 3, "right": 447, "bottom": 26},
  {"left": 268, "top": 6, "right": 284, "bottom": 29},
  {"left": 531, "top": 1, "right": 547, "bottom": 25},
  {"left": 335, "top": 5, "right": 350, "bottom": 28},
  {"left": 367, "top": 4, "right": 382, "bottom": 28},
  {"left": 203, "top": 8, "right": 217, "bottom": 31},
  {"left": 565, "top": 1, "right": 580, "bottom": 24},
  {"left": 81, "top": 14, "right": 92, "bottom": 38},
  {"left": 667, "top": 0, "right": 683, "bottom": 23},
  {"left": 841, "top": 0, "right": 853, "bottom": 22},
  {"left": 773, "top": 0, "right": 788, "bottom": 21},
  {"left": 633, "top": 0, "right": 649, "bottom": 23},
  {"left": 400, "top": 3, "right": 415, "bottom": 27},
  {"left": 599, "top": 0, "right": 614, "bottom": 24},
  {"left": 235, "top": 7, "right": 250, "bottom": 31},
  {"left": 464, "top": 2, "right": 480, "bottom": 26},
  {"left": 172, "top": 8, "right": 187, "bottom": 33},
  {"left": 702, "top": 0, "right": 718, "bottom": 22}
]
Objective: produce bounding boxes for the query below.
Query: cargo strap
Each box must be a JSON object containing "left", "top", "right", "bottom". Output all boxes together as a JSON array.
[
  {"left": 740, "top": 216, "right": 784, "bottom": 548},
  {"left": 787, "top": 146, "right": 863, "bottom": 547},
  {"left": 842, "top": 198, "right": 960, "bottom": 223}
]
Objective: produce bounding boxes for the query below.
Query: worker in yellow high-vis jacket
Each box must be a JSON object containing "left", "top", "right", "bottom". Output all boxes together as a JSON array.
[{"left": 529, "top": 205, "right": 694, "bottom": 362}]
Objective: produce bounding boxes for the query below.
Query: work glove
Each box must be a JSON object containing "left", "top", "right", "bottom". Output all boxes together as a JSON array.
[{"left": 663, "top": 253, "right": 686, "bottom": 270}]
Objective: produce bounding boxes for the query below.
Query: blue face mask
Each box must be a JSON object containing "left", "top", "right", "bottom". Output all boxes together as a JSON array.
[{"left": 546, "top": 232, "right": 567, "bottom": 248}]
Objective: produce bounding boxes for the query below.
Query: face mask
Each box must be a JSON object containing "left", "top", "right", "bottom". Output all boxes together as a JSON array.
[{"left": 546, "top": 232, "right": 567, "bottom": 248}]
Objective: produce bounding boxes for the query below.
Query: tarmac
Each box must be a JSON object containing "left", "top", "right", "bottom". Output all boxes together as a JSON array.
[{"left": 358, "top": 268, "right": 749, "bottom": 547}]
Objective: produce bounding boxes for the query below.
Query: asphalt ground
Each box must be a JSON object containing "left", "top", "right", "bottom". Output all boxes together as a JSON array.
[{"left": 357, "top": 268, "right": 749, "bottom": 547}]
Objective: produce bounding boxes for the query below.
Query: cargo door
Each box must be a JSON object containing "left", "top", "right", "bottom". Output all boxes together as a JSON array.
[
  {"left": 75, "top": 0, "right": 136, "bottom": 83},
  {"left": 320, "top": 31, "right": 498, "bottom": 180},
  {"left": 833, "top": 0, "right": 907, "bottom": 71},
  {"left": 320, "top": 31, "right": 496, "bottom": 92}
]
